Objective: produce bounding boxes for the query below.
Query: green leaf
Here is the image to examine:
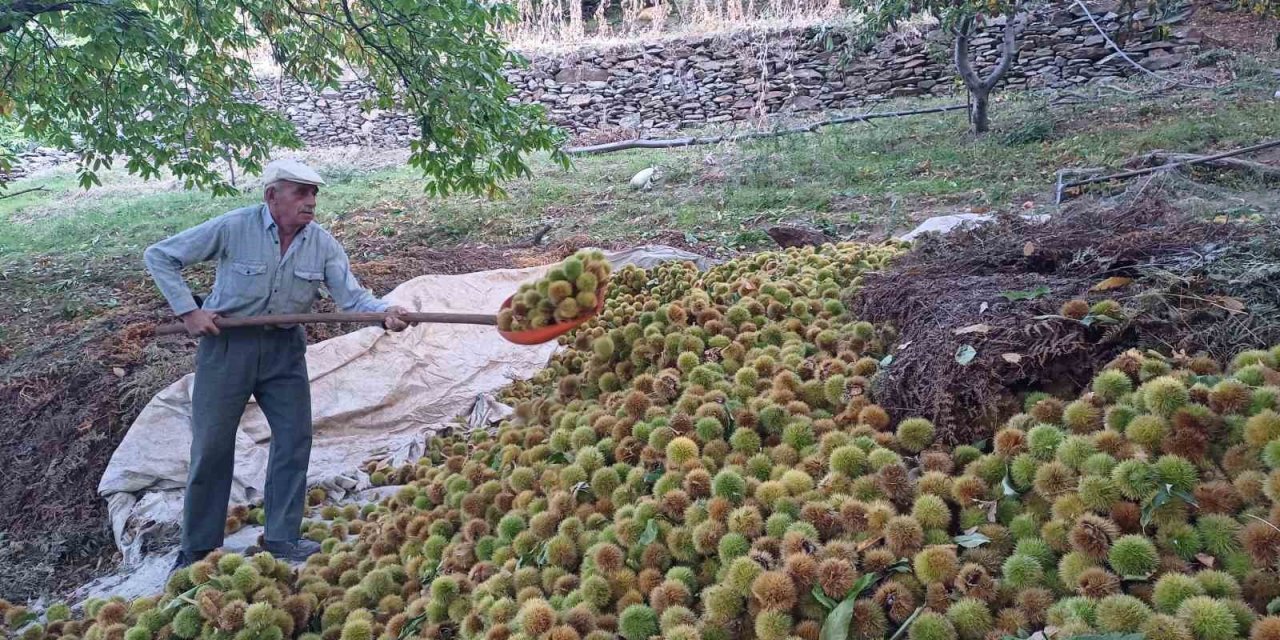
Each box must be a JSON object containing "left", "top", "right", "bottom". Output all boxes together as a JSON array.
[
  {"left": 1000, "top": 286, "right": 1051, "bottom": 301},
  {"left": 819, "top": 569, "right": 897, "bottom": 640},
  {"left": 419, "top": 560, "right": 440, "bottom": 583},
  {"left": 537, "top": 541, "right": 550, "bottom": 566},
  {"left": 849, "top": 572, "right": 877, "bottom": 597},
  {"left": 1142, "top": 483, "right": 1197, "bottom": 529},
  {"left": 547, "top": 451, "right": 569, "bottom": 464},
  {"left": 643, "top": 467, "right": 664, "bottom": 486},
  {"left": 399, "top": 611, "right": 429, "bottom": 640},
  {"left": 820, "top": 592, "right": 856, "bottom": 640},
  {"left": 1079, "top": 313, "right": 1121, "bottom": 327},
  {"left": 1141, "top": 486, "right": 1170, "bottom": 529},
  {"left": 1268, "top": 597, "right": 1280, "bottom": 615},
  {"left": 812, "top": 585, "right": 839, "bottom": 611},
  {"left": 1170, "top": 487, "right": 1199, "bottom": 507},
  {"left": 638, "top": 519, "right": 660, "bottom": 546},
  {"left": 954, "top": 532, "right": 992, "bottom": 548},
  {"left": 884, "top": 559, "right": 912, "bottom": 574},
  {"left": 956, "top": 344, "right": 977, "bottom": 365},
  {"left": 880, "top": 354, "right": 894, "bottom": 368},
  {"left": 163, "top": 585, "right": 203, "bottom": 611}
]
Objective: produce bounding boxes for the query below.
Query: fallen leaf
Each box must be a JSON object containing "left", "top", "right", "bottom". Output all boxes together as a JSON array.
[
  {"left": 954, "top": 531, "right": 991, "bottom": 548},
  {"left": 112, "top": 367, "right": 126, "bottom": 377},
  {"left": 855, "top": 536, "right": 884, "bottom": 553},
  {"left": 955, "top": 345, "right": 977, "bottom": 365},
  {"left": 1195, "top": 553, "right": 1216, "bottom": 568},
  {"left": 1092, "top": 276, "right": 1133, "bottom": 291},
  {"left": 1002, "top": 353, "right": 1023, "bottom": 364},
  {"left": 953, "top": 323, "right": 991, "bottom": 335},
  {"left": 1209, "top": 296, "right": 1246, "bottom": 313},
  {"left": 979, "top": 301, "right": 989, "bottom": 314}
]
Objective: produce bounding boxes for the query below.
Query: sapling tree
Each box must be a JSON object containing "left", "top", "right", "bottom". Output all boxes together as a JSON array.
[
  {"left": 854, "top": 0, "right": 1031, "bottom": 134},
  {"left": 0, "top": 0, "right": 570, "bottom": 196}
]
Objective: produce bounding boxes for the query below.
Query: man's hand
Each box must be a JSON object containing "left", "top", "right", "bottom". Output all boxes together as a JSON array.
[
  {"left": 181, "top": 309, "right": 221, "bottom": 336},
  {"left": 383, "top": 305, "right": 411, "bottom": 332}
]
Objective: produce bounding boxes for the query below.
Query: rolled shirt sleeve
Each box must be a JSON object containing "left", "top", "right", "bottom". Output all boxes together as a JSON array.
[
  {"left": 143, "top": 216, "right": 226, "bottom": 317},
  {"left": 321, "top": 236, "right": 390, "bottom": 314}
]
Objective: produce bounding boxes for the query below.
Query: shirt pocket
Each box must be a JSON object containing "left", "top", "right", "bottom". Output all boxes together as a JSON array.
[
  {"left": 222, "top": 260, "right": 269, "bottom": 300},
  {"left": 288, "top": 265, "right": 326, "bottom": 307}
]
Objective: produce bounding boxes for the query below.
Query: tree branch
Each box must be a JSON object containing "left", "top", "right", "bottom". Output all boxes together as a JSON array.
[
  {"left": 981, "top": 12, "right": 1023, "bottom": 92},
  {"left": 0, "top": 0, "right": 120, "bottom": 34},
  {"left": 0, "top": 186, "right": 49, "bottom": 199},
  {"left": 1059, "top": 138, "right": 1280, "bottom": 195},
  {"left": 1126, "top": 150, "right": 1280, "bottom": 181},
  {"left": 952, "top": 16, "right": 983, "bottom": 92},
  {"left": 336, "top": 0, "right": 416, "bottom": 94}
]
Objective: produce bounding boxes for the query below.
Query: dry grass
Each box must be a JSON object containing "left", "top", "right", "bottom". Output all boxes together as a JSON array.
[{"left": 500, "top": 0, "right": 851, "bottom": 52}]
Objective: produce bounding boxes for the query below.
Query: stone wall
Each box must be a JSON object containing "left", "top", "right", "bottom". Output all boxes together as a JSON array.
[
  {"left": 250, "top": 0, "right": 1198, "bottom": 147},
  {"left": 2, "top": 147, "right": 79, "bottom": 181}
]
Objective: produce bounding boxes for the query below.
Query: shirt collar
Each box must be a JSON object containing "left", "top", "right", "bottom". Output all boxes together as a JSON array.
[
  {"left": 262, "top": 203, "right": 309, "bottom": 238},
  {"left": 261, "top": 203, "right": 276, "bottom": 230}
]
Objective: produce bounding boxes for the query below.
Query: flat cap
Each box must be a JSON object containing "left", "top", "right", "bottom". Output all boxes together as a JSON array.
[{"left": 262, "top": 158, "right": 326, "bottom": 187}]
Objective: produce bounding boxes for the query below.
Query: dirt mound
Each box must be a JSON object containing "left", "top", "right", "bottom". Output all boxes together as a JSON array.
[
  {"left": 851, "top": 195, "right": 1280, "bottom": 446},
  {"left": 0, "top": 307, "right": 189, "bottom": 602}
]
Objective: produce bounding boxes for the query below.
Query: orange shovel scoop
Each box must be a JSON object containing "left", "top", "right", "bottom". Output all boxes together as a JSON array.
[{"left": 495, "top": 283, "right": 608, "bottom": 345}]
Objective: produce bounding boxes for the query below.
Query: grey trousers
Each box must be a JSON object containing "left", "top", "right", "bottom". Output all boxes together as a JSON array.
[{"left": 183, "top": 325, "right": 312, "bottom": 553}]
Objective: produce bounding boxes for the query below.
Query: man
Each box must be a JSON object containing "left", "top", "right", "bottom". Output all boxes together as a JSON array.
[{"left": 143, "top": 158, "right": 412, "bottom": 569}]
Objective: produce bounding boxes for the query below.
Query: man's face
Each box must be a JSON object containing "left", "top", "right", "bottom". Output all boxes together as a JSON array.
[{"left": 266, "top": 180, "right": 319, "bottom": 229}]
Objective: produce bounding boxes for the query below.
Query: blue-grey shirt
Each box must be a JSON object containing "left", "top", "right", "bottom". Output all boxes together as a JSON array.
[{"left": 143, "top": 203, "right": 390, "bottom": 318}]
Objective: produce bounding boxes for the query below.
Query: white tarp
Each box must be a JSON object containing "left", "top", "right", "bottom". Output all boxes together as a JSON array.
[
  {"left": 97, "top": 245, "right": 716, "bottom": 569},
  {"left": 895, "top": 212, "right": 1051, "bottom": 242}
]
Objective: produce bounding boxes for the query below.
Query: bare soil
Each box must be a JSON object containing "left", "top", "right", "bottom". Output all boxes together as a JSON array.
[
  {"left": 851, "top": 194, "right": 1280, "bottom": 446},
  {"left": 1191, "top": 4, "right": 1280, "bottom": 54}
]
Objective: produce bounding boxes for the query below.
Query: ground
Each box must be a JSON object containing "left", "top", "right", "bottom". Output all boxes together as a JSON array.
[{"left": 0, "top": 13, "right": 1277, "bottom": 603}]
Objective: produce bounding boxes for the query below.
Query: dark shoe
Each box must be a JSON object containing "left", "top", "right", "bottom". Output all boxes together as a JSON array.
[
  {"left": 262, "top": 538, "right": 322, "bottom": 562},
  {"left": 171, "top": 548, "right": 211, "bottom": 574}
]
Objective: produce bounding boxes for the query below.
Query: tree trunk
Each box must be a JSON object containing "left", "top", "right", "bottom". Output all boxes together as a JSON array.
[
  {"left": 953, "top": 12, "right": 1022, "bottom": 136},
  {"left": 970, "top": 90, "right": 991, "bottom": 134}
]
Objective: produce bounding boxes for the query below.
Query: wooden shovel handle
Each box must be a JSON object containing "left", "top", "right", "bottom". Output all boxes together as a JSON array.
[{"left": 154, "top": 311, "right": 497, "bottom": 336}]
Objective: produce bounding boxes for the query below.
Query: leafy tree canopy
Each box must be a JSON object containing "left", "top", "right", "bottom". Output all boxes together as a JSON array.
[{"left": 0, "top": 0, "right": 570, "bottom": 197}]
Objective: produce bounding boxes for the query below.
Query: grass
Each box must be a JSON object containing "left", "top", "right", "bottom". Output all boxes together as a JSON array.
[{"left": 2, "top": 83, "right": 1278, "bottom": 273}]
